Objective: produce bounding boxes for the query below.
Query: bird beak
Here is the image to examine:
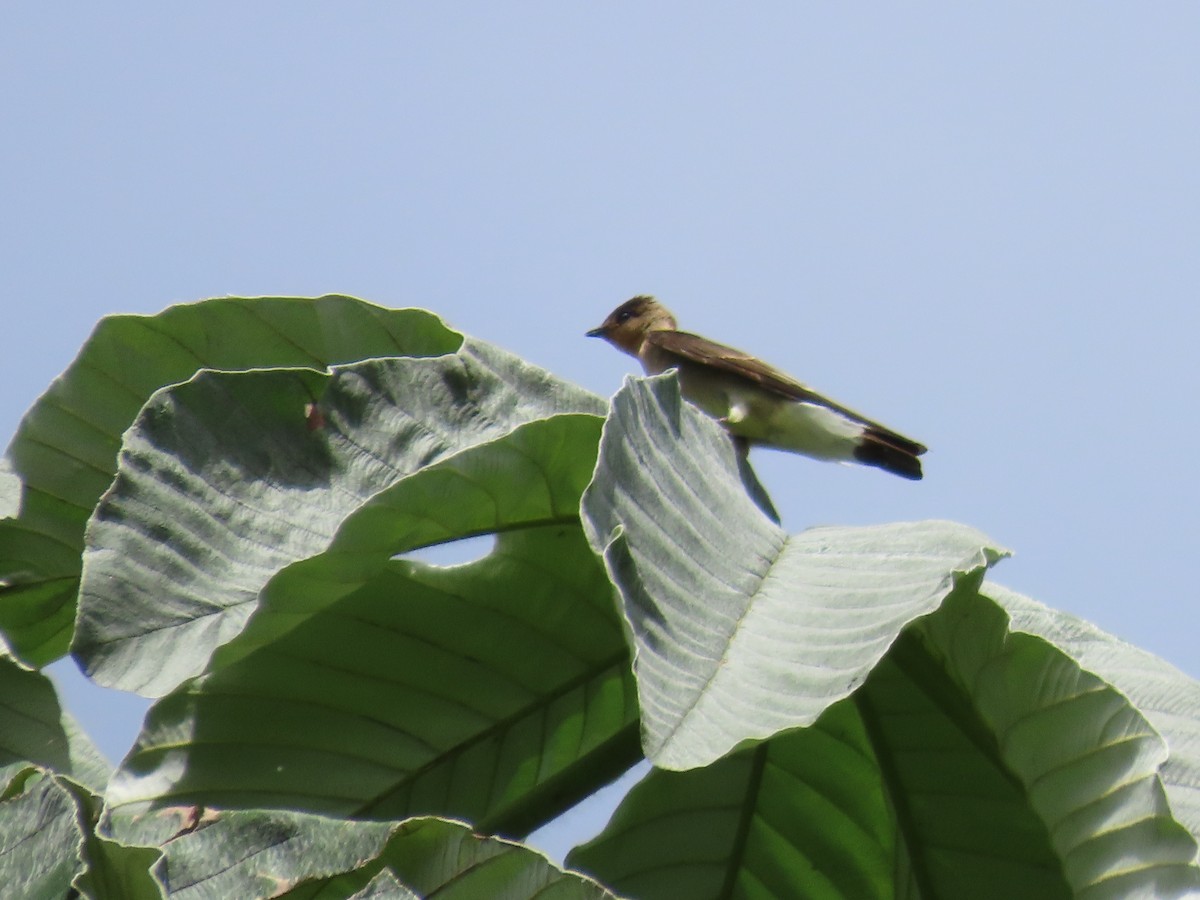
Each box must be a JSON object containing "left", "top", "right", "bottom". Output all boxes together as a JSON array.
[{"left": 585, "top": 326, "right": 606, "bottom": 338}]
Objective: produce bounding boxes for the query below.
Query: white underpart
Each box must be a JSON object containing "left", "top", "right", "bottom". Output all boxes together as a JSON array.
[{"left": 750, "top": 395, "right": 862, "bottom": 460}]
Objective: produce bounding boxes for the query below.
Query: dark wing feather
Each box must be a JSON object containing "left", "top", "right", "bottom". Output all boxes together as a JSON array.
[{"left": 648, "top": 329, "right": 927, "bottom": 457}]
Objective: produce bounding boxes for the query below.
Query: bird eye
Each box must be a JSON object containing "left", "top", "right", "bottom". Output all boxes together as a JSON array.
[{"left": 616, "top": 310, "right": 633, "bottom": 324}]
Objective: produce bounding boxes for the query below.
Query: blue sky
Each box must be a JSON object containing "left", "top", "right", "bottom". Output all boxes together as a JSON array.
[{"left": 3, "top": 5, "right": 1197, "bottom": 862}]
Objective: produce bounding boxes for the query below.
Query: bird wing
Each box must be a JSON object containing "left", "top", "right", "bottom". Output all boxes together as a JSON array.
[{"left": 647, "top": 329, "right": 927, "bottom": 456}]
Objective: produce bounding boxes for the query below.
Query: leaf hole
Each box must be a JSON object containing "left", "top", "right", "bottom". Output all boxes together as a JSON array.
[{"left": 400, "top": 532, "right": 497, "bottom": 567}]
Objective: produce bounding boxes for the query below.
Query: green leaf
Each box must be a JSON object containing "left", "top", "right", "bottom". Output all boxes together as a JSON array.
[
  {"left": 569, "top": 703, "right": 903, "bottom": 899},
  {"left": 571, "top": 585, "right": 1200, "bottom": 898},
  {"left": 381, "top": 817, "right": 620, "bottom": 899},
  {"left": 74, "top": 337, "right": 605, "bottom": 697},
  {"left": 1, "top": 296, "right": 460, "bottom": 665},
  {"left": 0, "top": 651, "right": 150, "bottom": 896},
  {"left": 59, "top": 715, "right": 114, "bottom": 798},
  {"left": 569, "top": 659, "right": 1070, "bottom": 897},
  {"left": 581, "top": 373, "right": 1004, "bottom": 769},
  {"left": 76, "top": 834, "right": 164, "bottom": 900},
  {"left": 0, "top": 653, "right": 111, "bottom": 795},
  {"left": 147, "top": 810, "right": 619, "bottom": 900},
  {"left": 104, "top": 528, "right": 639, "bottom": 843},
  {"left": 986, "top": 582, "right": 1200, "bottom": 843},
  {"left": 84, "top": 337, "right": 633, "bottom": 840},
  {"left": 856, "top": 627, "right": 1071, "bottom": 899},
  {"left": 0, "top": 772, "right": 86, "bottom": 899},
  {"left": 967, "top": 585, "right": 1200, "bottom": 895},
  {"left": 154, "top": 809, "right": 394, "bottom": 900},
  {"left": 67, "top": 781, "right": 165, "bottom": 900}
]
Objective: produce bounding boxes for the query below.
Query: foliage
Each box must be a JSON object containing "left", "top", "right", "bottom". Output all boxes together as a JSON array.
[{"left": 1, "top": 296, "right": 1197, "bottom": 898}]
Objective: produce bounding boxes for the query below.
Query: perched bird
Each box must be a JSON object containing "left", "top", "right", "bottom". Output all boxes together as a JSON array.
[{"left": 587, "top": 295, "right": 927, "bottom": 479}]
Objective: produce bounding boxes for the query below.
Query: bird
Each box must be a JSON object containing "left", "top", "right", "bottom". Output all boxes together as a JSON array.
[{"left": 586, "top": 295, "right": 926, "bottom": 480}]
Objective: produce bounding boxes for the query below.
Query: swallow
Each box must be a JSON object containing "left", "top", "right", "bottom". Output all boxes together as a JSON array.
[{"left": 587, "top": 296, "right": 926, "bottom": 479}]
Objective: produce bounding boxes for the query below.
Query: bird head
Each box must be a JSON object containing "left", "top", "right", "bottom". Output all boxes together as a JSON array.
[{"left": 586, "top": 295, "right": 677, "bottom": 355}]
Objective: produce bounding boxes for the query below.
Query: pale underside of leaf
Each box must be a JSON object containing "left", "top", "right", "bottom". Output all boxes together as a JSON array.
[
  {"left": 74, "top": 337, "right": 605, "bottom": 697},
  {"left": 1, "top": 296, "right": 459, "bottom": 665},
  {"left": 582, "top": 374, "right": 1006, "bottom": 769}
]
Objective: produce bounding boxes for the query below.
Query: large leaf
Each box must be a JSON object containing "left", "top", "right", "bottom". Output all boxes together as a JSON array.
[
  {"left": 77, "top": 333, "right": 637, "bottom": 842},
  {"left": 916, "top": 588, "right": 1200, "bottom": 896},
  {"left": 378, "top": 817, "right": 620, "bottom": 899},
  {"left": 581, "top": 374, "right": 1004, "bottom": 769},
  {"left": 68, "top": 780, "right": 165, "bottom": 900},
  {"left": 137, "top": 810, "right": 620, "bottom": 899},
  {"left": 0, "top": 649, "right": 158, "bottom": 897},
  {"left": 573, "top": 374, "right": 1199, "bottom": 895},
  {"left": 1, "top": 296, "right": 460, "bottom": 665},
  {"left": 104, "top": 529, "right": 640, "bottom": 842},
  {"left": 570, "top": 586, "right": 1200, "bottom": 898},
  {"left": 74, "top": 337, "right": 606, "bottom": 697},
  {"left": 0, "top": 772, "right": 86, "bottom": 899},
  {"left": 570, "top": 702, "right": 910, "bottom": 899},
  {"left": 983, "top": 583, "right": 1200, "bottom": 852},
  {"left": 155, "top": 809, "right": 393, "bottom": 899}
]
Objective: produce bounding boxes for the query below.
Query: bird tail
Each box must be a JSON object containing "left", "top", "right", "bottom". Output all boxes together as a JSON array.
[{"left": 853, "top": 428, "right": 926, "bottom": 480}]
